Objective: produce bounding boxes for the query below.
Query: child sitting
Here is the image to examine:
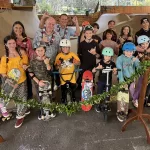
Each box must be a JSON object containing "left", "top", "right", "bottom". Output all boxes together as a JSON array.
[
  {"left": 116, "top": 42, "right": 140, "bottom": 122},
  {"left": 55, "top": 39, "right": 80, "bottom": 104},
  {"left": 27, "top": 44, "right": 56, "bottom": 120},
  {"left": 92, "top": 47, "right": 117, "bottom": 112}
]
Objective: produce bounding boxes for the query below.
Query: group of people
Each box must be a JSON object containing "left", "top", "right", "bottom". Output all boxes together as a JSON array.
[{"left": 0, "top": 12, "right": 150, "bottom": 128}]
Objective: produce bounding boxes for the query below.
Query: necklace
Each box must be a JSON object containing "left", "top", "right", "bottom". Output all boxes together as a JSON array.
[
  {"left": 42, "top": 28, "right": 55, "bottom": 45},
  {"left": 57, "top": 24, "right": 68, "bottom": 39}
]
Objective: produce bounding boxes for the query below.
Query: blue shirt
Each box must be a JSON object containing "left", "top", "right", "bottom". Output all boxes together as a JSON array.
[
  {"left": 116, "top": 54, "right": 140, "bottom": 82},
  {"left": 54, "top": 24, "right": 75, "bottom": 40}
]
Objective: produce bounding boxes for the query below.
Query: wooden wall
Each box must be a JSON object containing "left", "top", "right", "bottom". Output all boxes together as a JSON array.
[{"left": 0, "top": 0, "right": 12, "bottom": 9}]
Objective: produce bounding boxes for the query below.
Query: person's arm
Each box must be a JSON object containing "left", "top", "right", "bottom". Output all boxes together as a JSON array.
[
  {"left": 20, "top": 49, "right": 29, "bottom": 66},
  {"left": 116, "top": 57, "right": 124, "bottom": 82},
  {"left": 39, "top": 12, "right": 50, "bottom": 29},
  {"left": 135, "top": 33, "right": 138, "bottom": 46},
  {"left": 72, "top": 16, "right": 80, "bottom": 36},
  {"left": 0, "top": 56, "right": 7, "bottom": 77},
  {"left": 71, "top": 53, "right": 80, "bottom": 65},
  {"left": 32, "top": 30, "right": 43, "bottom": 49},
  {"left": 26, "top": 38, "right": 36, "bottom": 60}
]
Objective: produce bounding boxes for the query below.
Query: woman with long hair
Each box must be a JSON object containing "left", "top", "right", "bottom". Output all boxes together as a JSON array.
[
  {"left": 0, "top": 35, "right": 29, "bottom": 128},
  {"left": 11, "top": 21, "right": 35, "bottom": 99}
]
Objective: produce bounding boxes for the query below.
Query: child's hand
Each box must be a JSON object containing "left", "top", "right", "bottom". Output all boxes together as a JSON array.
[
  {"left": 92, "top": 67, "right": 96, "bottom": 73},
  {"left": 22, "top": 64, "right": 29, "bottom": 70},
  {"left": 88, "top": 47, "right": 96, "bottom": 55},
  {"left": 132, "top": 57, "right": 138, "bottom": 62},
  {"left": 56, "top": 60, "right": 62, "bottom": 66},
  {"left": 96, "top": 63, "right": 103, "bottom": 69},
  {"left": 73, "top": 59, "right": 79, "bottom": 64},
  {"left": 113, "top": 68, "right": 117, "bottom": 74},
  {"left": 38, "top": 80, "right": 45, "bottom": 87},
  {"left": 44, "top": 58, "right": 50, "bottom": 65}
]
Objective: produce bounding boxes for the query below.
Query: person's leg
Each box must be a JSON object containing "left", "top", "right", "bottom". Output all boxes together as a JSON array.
[
  {"left": 26, "top": 72, "right": 33, "bottom": 99},
  {"left": 95, "top": 81, "right": 105, "bottom": 112},
  {"left": 145, "top": 83, "right": 150, "bottom": 106},
  {"left": 70, "top": 83, "right": 77, "bottom": 102},
  {"left": 13, "top": 81, "right": 28, "bottom": 128},
  {"left": 61, "top": 84, "right": 67, "bottom": 104}
]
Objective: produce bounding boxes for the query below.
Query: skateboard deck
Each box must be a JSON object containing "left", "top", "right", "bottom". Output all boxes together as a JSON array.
[
  {"left": 81, "top": 70, "right": 93, "bottom": 111},
  {"left": 39, "top": 81, "right": 52, "bottom": 121},
  {"left": 117, "top": 89, "right": 129, "bottom": 115}
]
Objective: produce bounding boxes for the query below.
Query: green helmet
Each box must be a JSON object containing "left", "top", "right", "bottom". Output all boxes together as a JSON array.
[{"left": 102, "top": 47, "right": 114, "bottom": 56}]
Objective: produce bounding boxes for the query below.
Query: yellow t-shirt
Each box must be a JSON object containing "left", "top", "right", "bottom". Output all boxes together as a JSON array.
[
  {"left": 0, "top": 55, "right": 28, "bottom": 84},
  {"left": 55, "top": 52, "right": 80, "bottom": 85}
]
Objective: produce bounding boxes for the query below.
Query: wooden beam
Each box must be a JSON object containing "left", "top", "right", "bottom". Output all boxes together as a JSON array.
[{"left": 101, "top": 6, "right": 150, "bottom": 14}]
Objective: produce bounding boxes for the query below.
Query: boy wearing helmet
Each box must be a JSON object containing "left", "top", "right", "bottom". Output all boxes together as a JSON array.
[
  {"left": 77, "top": 25, "right": 100, "bottom": 87},
  {"left": 27, "top": 44, "right": 56, "bottom": 120},
  {"left": 92, "top": 47, "right": 117, "bottom": 112},
  {"left": 116, "top": 42, "right": 140, "bottom": 122},
  {"left": 55, "top": 39, "right": 80, "bottom": 103},
  {"left": 78, "top": 25, "right": 100, "bottom": 71}
]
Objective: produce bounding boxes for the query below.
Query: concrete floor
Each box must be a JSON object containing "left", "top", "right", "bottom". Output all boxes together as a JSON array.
[{"left": 0, "top": 89, "right": 150, "bottom": 150}]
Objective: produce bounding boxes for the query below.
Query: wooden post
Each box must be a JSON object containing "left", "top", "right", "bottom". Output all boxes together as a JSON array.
[
  {"left": 0, "top": 135, "right": 5, "bottom": 143},
  {"left": 122, "top": 68, "right": 150, "bottom": 144}
]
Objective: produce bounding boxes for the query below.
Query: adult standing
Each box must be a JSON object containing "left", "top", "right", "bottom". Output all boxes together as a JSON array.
[
  {"left": 33, "top": 16, "right": 61, "bottom": 64},
  {"left": 102, "top": 20, "right": 117, "bottom": 42},
  {"left": 11, "top": 21, "right": 35, "bottom": 100},
  {"left": 33, "top": 16, "right": 61, "bottom": 91},
  {"left": 135, "top": 18, "right": 150, "bottom": 45},
  {"left": 39, "top": 13, "right": 80, "bottom": 40}
]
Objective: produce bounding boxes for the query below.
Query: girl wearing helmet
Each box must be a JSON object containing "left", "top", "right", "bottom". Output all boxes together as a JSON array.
[
  {"left": 92, "top": 47, "right": 117, "bottom": 113},
  {"left": 116, "top": 42, "right": 140, "bottom": 121},
  {"left": 136, "top": 35, "right": 150, "bottom": 107},
  {"left": 136, "top": 35, "right": 150, "bottom": 61},
  {"left": 55, "top": 39, "right": 80, "bottom": 103}
]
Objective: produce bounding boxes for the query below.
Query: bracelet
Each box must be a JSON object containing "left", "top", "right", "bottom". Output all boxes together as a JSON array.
[{"left": 31, "top": 74, "right": 35, "bottom": 79}]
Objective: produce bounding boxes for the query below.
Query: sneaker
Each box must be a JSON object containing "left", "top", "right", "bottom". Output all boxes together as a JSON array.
[
  {"left": 95, "top": 105, "right": 101, "bottom": 113},
  {"left": 1, "top": 107, "right": 9, "bottom": 118},
  {"left": 25, "top": 110, "right": 30, "bottom": 115},
  {"left": 116, "top": 111, "right": 127, "bottom": 122},
  {"left": 15, "top": 118, "right": 24, "bottom": 128},
  {"left": 50, "top": 113, "right": 56, "bottom": 118},
  {"left": 54, "top": 85, "right": 58, "bottom": 91},
  {"left": 132, "top": 100, "right": 138, "bottom": 108}
]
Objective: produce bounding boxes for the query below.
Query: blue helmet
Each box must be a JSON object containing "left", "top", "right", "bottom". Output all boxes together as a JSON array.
[{"left": 122, "top": 42, "right": 136, "bottom": 51}]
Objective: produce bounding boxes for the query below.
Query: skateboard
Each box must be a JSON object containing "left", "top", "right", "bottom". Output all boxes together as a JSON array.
[
  {"left": 81, "top": 70, "right": 93, "bottom": 111},
  {"left": 39, "top": 81, "right": 53, "bottom": 121},
  {"left": 117, "top": 85, "right": 129, "bottom": 116},
  {"left": 0, "top": 68, "right": 21, "bottom": 121}
]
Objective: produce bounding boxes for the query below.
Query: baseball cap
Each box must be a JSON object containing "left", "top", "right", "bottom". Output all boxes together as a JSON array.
[{"left": 141, "top": 18, "right": 149, "bottom": 24}]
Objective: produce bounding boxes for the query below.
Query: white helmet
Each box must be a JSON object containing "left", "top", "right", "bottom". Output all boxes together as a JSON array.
[{"left": 59, "top": 39, "right": 71, "bottom": 47}]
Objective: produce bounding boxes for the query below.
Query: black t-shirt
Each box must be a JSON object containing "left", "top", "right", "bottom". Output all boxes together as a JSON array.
[
  {"left": 135, "top": 28, "right": 150, "bottom": 45},
  {"left": 96, "top": 59, "right": 116, "bottom": 83},
  {"left": 78, "top": 40, "right": 100, "bottom": 71}
]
